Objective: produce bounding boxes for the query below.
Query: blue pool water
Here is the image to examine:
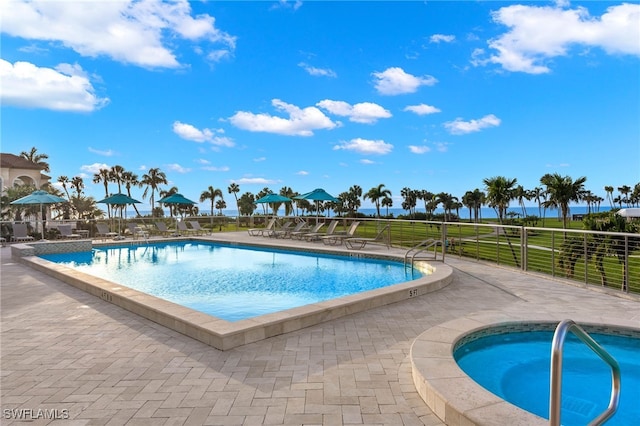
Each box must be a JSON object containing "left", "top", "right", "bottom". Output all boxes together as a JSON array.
[
  {"left": 454, "top": 330, "right": 640, "bottom": 425},
  {"left": 40, "top": 242, "right": 421, "bottom": 322}
]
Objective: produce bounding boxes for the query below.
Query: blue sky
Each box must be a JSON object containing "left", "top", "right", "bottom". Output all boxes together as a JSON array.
[{"left": 2, "top": 0, "right": 639, "bottom": 212}]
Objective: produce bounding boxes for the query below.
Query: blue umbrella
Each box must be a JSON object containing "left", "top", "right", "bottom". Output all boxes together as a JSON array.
[{"left": 11, "top": 190, "right": 67, "bottom": 238}]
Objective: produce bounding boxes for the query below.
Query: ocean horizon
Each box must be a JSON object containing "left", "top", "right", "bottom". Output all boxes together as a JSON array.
[{"left": 121, "top": 205, "right": 614, "bottom": 220}]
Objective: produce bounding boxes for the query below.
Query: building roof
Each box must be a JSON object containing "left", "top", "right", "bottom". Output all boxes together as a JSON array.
[{"left": 0, "top": 153, "right": 45, "bottom": 170}]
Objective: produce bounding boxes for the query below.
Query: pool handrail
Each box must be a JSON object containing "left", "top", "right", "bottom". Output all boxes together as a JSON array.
[{"left": 549, "top": 319, "right": 621, "bottom": 426}]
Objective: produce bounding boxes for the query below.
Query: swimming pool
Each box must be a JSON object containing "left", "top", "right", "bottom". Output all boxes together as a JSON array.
[
  {"left": 39, "top": 241, "right": 422, "bottom": 321},
  {"left": 454, "top": 328, "right": 640, "bottom": 425}
]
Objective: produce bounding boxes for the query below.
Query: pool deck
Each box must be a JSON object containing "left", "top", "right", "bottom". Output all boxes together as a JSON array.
[{"left": 2, "top": 232, "right": 639, "bottom": 425}]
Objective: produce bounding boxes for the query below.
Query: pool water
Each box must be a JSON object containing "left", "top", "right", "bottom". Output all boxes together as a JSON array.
[
  {"left": 454, "top": 330, "right": 640, "bottom": 425},
  {"left": 40, "top": 241, "right": 421, "bottom": 322}
]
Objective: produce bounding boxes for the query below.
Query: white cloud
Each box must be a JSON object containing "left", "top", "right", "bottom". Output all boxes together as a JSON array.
[
  {"left": 444, "top": 114, "right": 501, "bottom": 135},
  {"left": 88, "top": 147, "right": 116, "bottom": 156},
  {"left": 253, "top": 157, "right": 267, "bottom": 162},
  {"left": 172, "top": 121, "right": 235, "bottom": 147},
  {"left": 0, "top": 0, "right": 236, "bottom": 68},
  {"left": 166, "top": 163, "right": 191, "bottom": 173},
  {"left": 196, "top": 158, "right": 211, "bottom": 165},
  {"left": 234, "top": 177, "right": 278, "bottom": 185},
  {"left": 484, "top": 3, "right": 640, "bottom": 74},
  {"left": 298, "top": 62, "right": 337, "bottom": 78},
  {"left": 408, "top": 145, "right": 431, "bottom": 154},
  {"left": 317, "top": 100, "right": 391, "bottom": 124},
  {"left": 430, "top": 34, "right": 455, "bottom": 43},
  {"left": 229, "top": 99, "right": 338, "bottom": 136},
  {"left": 333, "top": 138, "right": 393, "bottom": 155},
  {"left": 359, "top": 159, "right": 376, "bottom": 165},
  {"left": 202, "top": 165, "right": 230, "bottom": 172},
  {"left": 0, "top": 59, "right": 109, "bottom": 112},
  {"left": 81, "top": 162, "right": 110, "bottom": 174},
  {"left": 296, "top": 170, "right": 309, "bottom": 175},
  {"left": 372, "top": 67, "right": 437, "bottom": 95},
  {"left": 404, "top": 104, "right": 441, "bottom": 115}
]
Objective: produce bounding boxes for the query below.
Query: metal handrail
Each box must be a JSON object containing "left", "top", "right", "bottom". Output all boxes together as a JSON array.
[
  {"left": 549, "top": 319, "right": 621, "bottom": 426},
  {"left": 403, "top": 238, "right": 443, "bottom": 268}
]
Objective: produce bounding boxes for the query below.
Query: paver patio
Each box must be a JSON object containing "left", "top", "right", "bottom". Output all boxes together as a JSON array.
[{"left": 1, "top": 233, "right": 638, "bottom": 425}]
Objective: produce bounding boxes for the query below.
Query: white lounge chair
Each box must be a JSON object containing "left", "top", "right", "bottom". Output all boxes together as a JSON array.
[
  {"left": 248, "top": 218, "right": 277, "bottom": 236},
  {"left": 11, "top": 223, "right": 35, "bottom": 242},
  {"left": 322, "top": 222, "right": 361, "bottom": 246},
  {"left": 96, "top": 223, "right": 118, "bottom": 240},
  {"left": 345, "top": 225, "right": 390, "bottom": 250}
]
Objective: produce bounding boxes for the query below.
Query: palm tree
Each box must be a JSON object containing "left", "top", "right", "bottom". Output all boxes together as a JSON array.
[
  {"left": 540, "top": 173, "right": 587, "bottom": 229},
  {"left": 57, "top": 176, "right": 71, "bottom": 199},
  {"left": 122, "top": 171, "right": 141, "bottom": 216},
  {"left": 228, "top": 183, "right": 241, "bottom": 227},
  {"left": 215, "top": 198, "right": 227, "bottom": 216},
  {"left": 70, "top": 176, "right": 85, "bottom": 197},
  {"left": 279, "top": 186, "right": 295, "bottom": 216},
  {"left": 110, "top": 165, "right": 126, "bottom": 193},
  {"left": 20, "top": 147, "right": 50, "bottom": 173},
  {"left": 617, "top": 185, "right": 631, "bottom": 207},
  {"left": 364, "top": 184, "right": 391, "bottom": 218},
  {"left": 418, "top": 190, "right": 435, "bottom": 217},
  {"left": 381, "top": 196, "right": 392, "bottom": 217},
  {"left": 93, "top": 168, "right": 111, "bottom": 218},
  {"left": 437, "top": 192, "right": 458, "bottom": 221},
  {"left": 141, "top": 168, "right": 168, "bottom": 216},
  {"left": 200, "top": 186, "right": 224, "bottom": 217},
  {"left": 400, "top": 187, "right": 417, "bottom": 217},
  {"left": 604, "top": 185, "right": 614, "bottom": 209},
  {"left": 483, "top": 176, "right": 517, "bottom": 222},
  {"left": 513, "top": 185, "right": 530, "bottom": 218}
]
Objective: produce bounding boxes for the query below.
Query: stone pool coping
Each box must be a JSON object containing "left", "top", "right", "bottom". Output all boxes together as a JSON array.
[
  {"left": 410, "top": 313, "right": 639, "bottom": 426},
  {"left": 11, "top": 237, "right": 453, "bottom": 351}
]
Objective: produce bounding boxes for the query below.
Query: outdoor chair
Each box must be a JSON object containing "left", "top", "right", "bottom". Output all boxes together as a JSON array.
[
  {"left": 264, "top": 221, "right": 293, "bottom": 237},
  {"left": 127, "top": 223, "right": 149, "bottom": 239},
  {"left": 57, "top": 224, "right": 81, "bottom": 239},
  {"left": 273, "top": 220, "right": 307, "bottom": 239},
  {"left": 304, "top": 221, "right": 338, "bottom": 241},
  {"left": 177, "top": 221, "right": 197, "bottom": 236},
  {"left": 248, "top": 218, "right": 277, "bottom": 236},
  {"left": 188, "top": 220, "right": 206, "bottom": 235},
  {"left": 10, "top": 223, "right": 35, "bottom": 242},
  {"left": 291, "top": 222, "right": 323, "bottom": 240},
  {"left": 321, "top": 222, "right": 361, "bottom": 246},
  {"left": 96, "top": 223, "right": 118, "bottom": 240},
  {"left": 345, "top": 225, "right": 390, "bottom": 250},
  {"left": 155, "top": 222, "right": 172, "bottom": 237}
]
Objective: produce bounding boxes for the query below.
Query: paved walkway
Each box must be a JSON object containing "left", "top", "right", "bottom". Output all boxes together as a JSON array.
[{"left": 1, "top": 235, "right": 638, "bottom": 425}]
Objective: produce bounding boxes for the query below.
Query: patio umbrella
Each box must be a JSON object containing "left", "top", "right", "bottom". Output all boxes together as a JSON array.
[
  {"left": 11, "top": 189, "right": 67, "bottom": 239},
  {"left": 157, "top": 193, "right": 197, "bottom": 235},
  {"left": 254, "top": 193, "right": 292, "bottom": 217},
  {"left": 97, "top": 193, "right": 142, "bottom": 239},
  {"left": 294, "top": 188, "right": 339, "bottom": 223}
]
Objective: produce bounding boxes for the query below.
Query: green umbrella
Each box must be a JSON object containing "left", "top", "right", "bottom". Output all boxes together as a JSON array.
[
  {"left": 254, "top": 193, "right": 292, "bottom": 217},
  {"left": 294, "top": 188, "right": 339, "bottom": 222},
  {"left": 97, "top": 193, "right": 142, "bottom": 239},
  {"left": 158, "top": 193, "right": 196, "bottom": 235},
  {"left": 11, "top": 190, "right": 67, "bottom": 239}
]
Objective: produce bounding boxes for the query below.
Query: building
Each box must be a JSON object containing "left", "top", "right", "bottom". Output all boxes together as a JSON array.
[{"left": 0, "top": 153, "right": 50, "bottom": 192}]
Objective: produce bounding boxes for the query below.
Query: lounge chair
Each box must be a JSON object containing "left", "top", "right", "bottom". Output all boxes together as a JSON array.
[
  {"left": 345, "top": 225, "right": 390, "bottom": 250},
  {"left": 248, "top": 218, "right": 277, "bottom": 236},
  {"left": 127, "top": 223, "right": 149, "bottom": 239},
  {"left": 96, "top": 223, "right": 118, "bottom": 240},
  {"left": 304, "top": 220, "right": 338, "bottom": 241},
  {"left": 155, "top": 221, "right": 172, "bottom": 237},
  {"left": 188, "top": 221, "right": 206, "bottom": 235},
  {"left": 11, "top": 223, "right": 35, "bottom": 242},
  {"left": 291, "top": 222, "right": 323, "bottom": 240},
  {"left": 264, "top": 220, "right": 293, "bottom": 237},
  {"left": 321, "top": 221, "right": 361, "bottom": 246},
  {"left": 273, "top": 220, "right": 307, "bottom": 239},
  {"left": 177, "top": 221, "right": 196, "bottom": 236},
  {"left": 58, "top": 224, "right": 81, "bottom": 239}
]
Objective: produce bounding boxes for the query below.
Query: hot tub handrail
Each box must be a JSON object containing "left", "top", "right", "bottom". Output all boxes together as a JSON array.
[
  {"left": 403, "top": 238, "right": 442, "bottom": 269},
  {"left": 549, "top": 319, "right": 621, "bottom": 426}
]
